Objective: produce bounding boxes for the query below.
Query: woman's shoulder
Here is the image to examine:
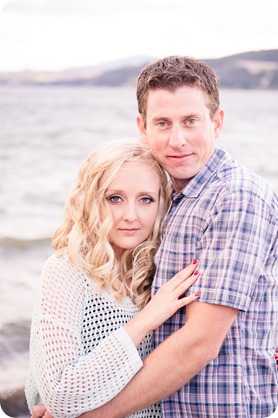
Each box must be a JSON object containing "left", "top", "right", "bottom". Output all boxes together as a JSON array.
[
  {"left": 41, "top": 253, "right": 90, "bottom": 290},
  {"left": 42, "top": 253, "right": 74, "bottom": 275}
]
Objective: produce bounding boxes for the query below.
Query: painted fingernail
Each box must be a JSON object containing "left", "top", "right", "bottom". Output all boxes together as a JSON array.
[
  {"left": 195, "top": 291, "right": 201, "bottom": 297},
  {"left": 194, "top": 270, "right": 199, "bottom": 275},
  {"left": 193, "top": 259, "right": 198, "bottom": 264}
]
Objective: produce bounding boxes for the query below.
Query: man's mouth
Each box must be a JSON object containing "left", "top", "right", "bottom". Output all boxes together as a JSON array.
[{"left": 167, "top": 153, "right": 193, "bottom": 160}]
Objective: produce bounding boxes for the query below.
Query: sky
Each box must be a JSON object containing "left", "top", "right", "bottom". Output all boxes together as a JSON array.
[{"left": 0, "top": 0, "right": 278, "bottom": 72}]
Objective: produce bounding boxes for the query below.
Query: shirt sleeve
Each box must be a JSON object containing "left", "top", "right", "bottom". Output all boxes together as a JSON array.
[
  {"left": 190, "top": 189, "right": 277, "bottom": 310},
  {"left": 28, "top": 255, "right": 143, "bottom": 418}
]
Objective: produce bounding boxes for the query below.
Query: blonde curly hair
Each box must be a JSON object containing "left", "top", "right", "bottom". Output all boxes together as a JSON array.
[{"left": 52, "top": 139, "right": 171, "bottom": 308}]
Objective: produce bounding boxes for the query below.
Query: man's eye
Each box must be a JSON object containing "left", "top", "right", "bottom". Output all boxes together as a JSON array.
[
  {"left": 156, "top": 121, "right": 168, "bottom": 128},
  {"left": 187, "top": 118, "right": 197, "bottom": 125}
]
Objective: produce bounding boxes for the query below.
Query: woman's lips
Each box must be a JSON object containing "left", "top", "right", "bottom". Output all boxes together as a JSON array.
[{"left": 118, "top": 228, "right": 140, "bottom": 235}]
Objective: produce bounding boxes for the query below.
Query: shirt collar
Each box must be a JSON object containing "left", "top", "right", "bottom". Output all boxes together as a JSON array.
[{"left": 172, "top": 147, "right": 231, "bottom": 200}]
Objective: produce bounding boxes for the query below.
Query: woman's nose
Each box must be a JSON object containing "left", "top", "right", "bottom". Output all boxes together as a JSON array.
[{"left": 123, "top": 203, "right": 137, "bottom": 222}]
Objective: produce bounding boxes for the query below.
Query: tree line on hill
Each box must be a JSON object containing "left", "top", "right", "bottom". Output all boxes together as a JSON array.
[{"left": 0, "top": 50, "right": 277, "bottom": 89}]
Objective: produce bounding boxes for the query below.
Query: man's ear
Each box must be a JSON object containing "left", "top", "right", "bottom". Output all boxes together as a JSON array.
[
  {"left": 137, "top": 114, "right": 146, "bottom": 139},
  {"left": 214, "top": 108, "right": 224, "bottom": 138}
]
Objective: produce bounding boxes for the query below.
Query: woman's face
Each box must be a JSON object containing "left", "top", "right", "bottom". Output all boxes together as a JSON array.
[{"left": 104, "top": 160, "right": 161, "bottom": 255}]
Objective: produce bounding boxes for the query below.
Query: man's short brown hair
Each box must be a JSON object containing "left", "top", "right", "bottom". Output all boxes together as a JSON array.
[{"left": 136, "top": 56, "right": 220, "bottom": 124}]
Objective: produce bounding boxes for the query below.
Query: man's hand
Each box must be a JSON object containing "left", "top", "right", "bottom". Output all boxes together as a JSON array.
[
  {"left": 31, "top": 403, "right": 111, "bottom": 418},
  {"left": 31, "top": 404, "right": 54, "bottom": 418}
]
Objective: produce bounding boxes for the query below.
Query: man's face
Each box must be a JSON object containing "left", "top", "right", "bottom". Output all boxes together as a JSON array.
[{"left": 137, "top": 85, "right": 224, "bottom": 192}]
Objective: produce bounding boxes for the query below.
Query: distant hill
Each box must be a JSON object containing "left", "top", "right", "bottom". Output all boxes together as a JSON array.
[
  {"left": 0, "top": 50, "right": 278, "bottom": 89},
  {"left": 205, "top": 50, "right": 278, "bottom": 88}
]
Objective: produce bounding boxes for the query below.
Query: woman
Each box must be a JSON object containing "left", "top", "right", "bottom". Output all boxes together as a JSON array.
[{"left": 25, "top": 139, "right": 200, "bottom": 418}]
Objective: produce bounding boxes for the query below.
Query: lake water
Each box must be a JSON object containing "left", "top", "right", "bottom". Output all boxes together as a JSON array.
[{"left": 0, "top": 86, "right": 277, "bottom": 416}]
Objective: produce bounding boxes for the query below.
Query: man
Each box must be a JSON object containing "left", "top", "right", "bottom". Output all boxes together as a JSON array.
[{"left": 33, "top": 56, "right": 278, "bottom": 417}]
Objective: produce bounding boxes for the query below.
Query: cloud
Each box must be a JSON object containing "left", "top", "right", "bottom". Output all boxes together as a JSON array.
[
  {"left": 2, "top": 0, "right": 201, "bottom": 16},
  {"left": 3, "top": 0, "right": 150, "bottom": 15},
  {"left": 1, "top": 0, "right": 277, "bottom": 71},
  {"left": 2, "top": 0, "right": 86, "bottom": 15},
  {"left": 0, "top": 0, "right": 13, "bottom": 12}
]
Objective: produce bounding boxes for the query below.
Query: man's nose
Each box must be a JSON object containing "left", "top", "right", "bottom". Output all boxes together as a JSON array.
[{"left": 169, "top": 126, "right": 187, "bottom": 148}]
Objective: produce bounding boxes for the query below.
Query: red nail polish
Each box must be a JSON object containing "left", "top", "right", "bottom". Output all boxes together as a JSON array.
[
  {"left": 193, "top": 259, "right": 198, "bottom": 264},
  {"left": 194, "top": 270, "right": 199, "bottom": 275},
  {"left": 195, "top": 291, "right": 201, "bottom": 297}
]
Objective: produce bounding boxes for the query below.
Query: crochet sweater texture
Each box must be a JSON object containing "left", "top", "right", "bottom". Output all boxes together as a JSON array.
[{"left": 25, "top": 254, "right": 161, "bottom": 417}]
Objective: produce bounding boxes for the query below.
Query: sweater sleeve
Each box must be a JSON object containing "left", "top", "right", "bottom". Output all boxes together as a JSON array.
[{"left": 28, "top": 255, "right": 143, "bottom": 418}]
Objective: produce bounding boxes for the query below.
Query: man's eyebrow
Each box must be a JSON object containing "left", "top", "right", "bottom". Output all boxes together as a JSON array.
[
  {"left": 151, "top": 116, "right": 170, "bottom": 122},
  {"left": 151, "top": 112, "right": 202, "bottom": 121}
]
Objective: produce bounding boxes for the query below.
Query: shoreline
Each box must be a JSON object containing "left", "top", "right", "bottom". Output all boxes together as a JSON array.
[{"left": 0, "top": 388, "right": 29, "bottom": 418}]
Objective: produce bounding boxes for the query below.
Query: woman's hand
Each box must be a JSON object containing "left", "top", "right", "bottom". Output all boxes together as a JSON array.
[{"left": 124, "top": 260, "right": 200, "bottom": 347}]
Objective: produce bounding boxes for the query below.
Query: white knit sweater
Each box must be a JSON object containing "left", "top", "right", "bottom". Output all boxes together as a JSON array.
[{"left": 25, "top": 254, "right": 161, "bottom": 418}]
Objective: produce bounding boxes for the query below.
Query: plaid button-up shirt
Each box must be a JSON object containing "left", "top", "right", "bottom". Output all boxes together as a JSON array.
[{"left": 152, "top": 148, "right": 278, "bottom": 418}]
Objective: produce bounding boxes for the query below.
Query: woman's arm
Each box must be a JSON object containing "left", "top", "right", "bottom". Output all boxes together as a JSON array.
[
  {"left": 29, "top": 257, "right": 200, "bottom": 418},
  {"left": 27, "top": 256, "right": 143, "bottom": 418}
]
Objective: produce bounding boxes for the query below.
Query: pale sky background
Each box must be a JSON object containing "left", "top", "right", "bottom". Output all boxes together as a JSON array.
[{"left": 0, "top": 0, "right": 277, "bottom": 72}]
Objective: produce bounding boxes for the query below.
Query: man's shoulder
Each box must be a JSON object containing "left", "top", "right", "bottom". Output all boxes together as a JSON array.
[
  {"left": 183, "top": 148, "right": 277, "bottom": 212},
  {"left": 216, "top": 154, "right": 276, "bottom": 205}
]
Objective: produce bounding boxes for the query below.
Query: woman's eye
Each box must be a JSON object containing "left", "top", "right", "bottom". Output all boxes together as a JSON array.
[
  {"left": 106, "top": 195, "right": 122, "bottom": 203},
  {"left": 140, "top": 196, "right": 154, "bottom": 204}
]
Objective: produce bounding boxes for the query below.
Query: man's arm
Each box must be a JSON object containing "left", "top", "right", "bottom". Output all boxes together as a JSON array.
[{"left": 79, "top": 302, "right": 238, "bottom": 418}]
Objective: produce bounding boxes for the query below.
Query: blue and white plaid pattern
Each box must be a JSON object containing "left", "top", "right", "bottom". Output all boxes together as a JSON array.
[{"left": 152, "top": 148, "right": 278, "bottom": 418}]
